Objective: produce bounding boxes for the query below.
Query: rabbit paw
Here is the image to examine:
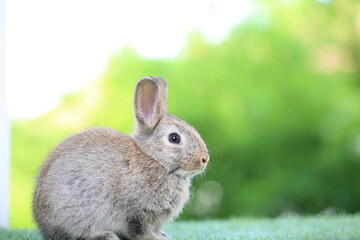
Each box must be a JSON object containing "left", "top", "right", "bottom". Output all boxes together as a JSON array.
[
  {"left": 159, "top": 231, "right": 170, "bottom": 239},
  {"left": 138, "top": 231, "right": 169, "bottom": 240},
  {"left": 89, "top": 231, "right": 120, "bottom": 240}
]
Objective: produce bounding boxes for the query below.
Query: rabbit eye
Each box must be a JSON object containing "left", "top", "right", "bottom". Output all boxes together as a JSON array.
[{"left": 169, "top": 133, "right": 181, "bottom": 144}]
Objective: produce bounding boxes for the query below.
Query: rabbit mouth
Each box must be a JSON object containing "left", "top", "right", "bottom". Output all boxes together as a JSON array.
[{"left": 169, "top": 167, "right": 205, "bottom": 178}]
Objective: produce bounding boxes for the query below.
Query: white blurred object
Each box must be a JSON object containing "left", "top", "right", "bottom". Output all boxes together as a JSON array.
[
  {"left": 194, "top": 181, "right": 223, "bottom": 216},
  {"left": 5, "top": 0, "right": 251, "bottom": 119},
  {"left": 0, "top": 0, "right": 10, "bottom": 228}
]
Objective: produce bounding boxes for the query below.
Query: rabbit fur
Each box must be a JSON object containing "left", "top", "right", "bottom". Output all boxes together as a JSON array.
[{"left": 32, "top": 77, "right": 209, "bottom": 240}]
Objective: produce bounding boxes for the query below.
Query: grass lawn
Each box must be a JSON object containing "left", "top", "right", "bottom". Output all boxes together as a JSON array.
[{"left": 1, "top": 215, "right": 359, "bottom": 240}]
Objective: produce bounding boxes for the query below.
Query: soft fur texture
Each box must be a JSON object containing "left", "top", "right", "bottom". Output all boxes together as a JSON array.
[{"left": 33, "top": 77, "right": 209, "bottom": 240}]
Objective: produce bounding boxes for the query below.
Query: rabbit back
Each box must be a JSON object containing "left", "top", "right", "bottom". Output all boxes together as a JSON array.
[{"left": 33, "top": 127, "right": 134, "bottom": 238}]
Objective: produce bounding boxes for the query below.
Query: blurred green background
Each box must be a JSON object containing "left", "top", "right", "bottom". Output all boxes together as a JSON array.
[{"left": 11, "top": 0, "right": 360, "bottom": 227}]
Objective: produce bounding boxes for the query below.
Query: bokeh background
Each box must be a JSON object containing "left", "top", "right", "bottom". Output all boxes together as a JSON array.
[{"left": 7, "top": 0, "right": 360, "bottom": 227}]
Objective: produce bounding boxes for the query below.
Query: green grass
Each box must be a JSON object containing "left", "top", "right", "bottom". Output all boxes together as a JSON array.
[{"left": 1, "top": 215, "right": 359, "bottom": 240}]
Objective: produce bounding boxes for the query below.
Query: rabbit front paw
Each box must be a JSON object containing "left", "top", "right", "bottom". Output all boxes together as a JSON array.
[
  {"left": 139, "top": 232, "right": 169, "bottom": 240},
  {"left": 88, "top": 231, "right": 120, "bottom": 240},
  {"left": 159, "top": 231, "right": 170, "bottom": 239}
]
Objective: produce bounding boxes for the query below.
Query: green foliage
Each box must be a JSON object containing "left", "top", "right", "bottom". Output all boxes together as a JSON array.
[
  {"left": 11, "top": 0, "right": 360, "bottom": 227},
  {"left": 3, "top": 215, "right": 360, "bottom": 240}
]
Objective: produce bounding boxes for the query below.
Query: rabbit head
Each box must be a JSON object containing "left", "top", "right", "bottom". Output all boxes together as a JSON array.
[{"left": 132, "top": 76, "right": 209, "bottom": 177}]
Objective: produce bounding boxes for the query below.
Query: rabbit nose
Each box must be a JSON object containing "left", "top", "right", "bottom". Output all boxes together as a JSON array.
[{"left": 201, "top": 153, "right": 209, "bottom": 165}]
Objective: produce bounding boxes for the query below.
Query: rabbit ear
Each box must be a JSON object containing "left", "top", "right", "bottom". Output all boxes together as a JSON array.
[
  {"left": 155, "top": 77, "right": 168, "bottom": 112},
  {"left": 134, "top": 76, "right": 167, "bottom": 130}
]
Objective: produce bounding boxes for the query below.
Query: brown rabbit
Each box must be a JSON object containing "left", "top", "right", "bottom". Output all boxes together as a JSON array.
[{"left": 33, "top": 77, "right": 209, "bottom": 240}]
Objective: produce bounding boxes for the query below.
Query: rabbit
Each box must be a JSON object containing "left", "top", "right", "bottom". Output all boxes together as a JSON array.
[{"left": 32, "top": 76, "right": 209, "bottom": 240}]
